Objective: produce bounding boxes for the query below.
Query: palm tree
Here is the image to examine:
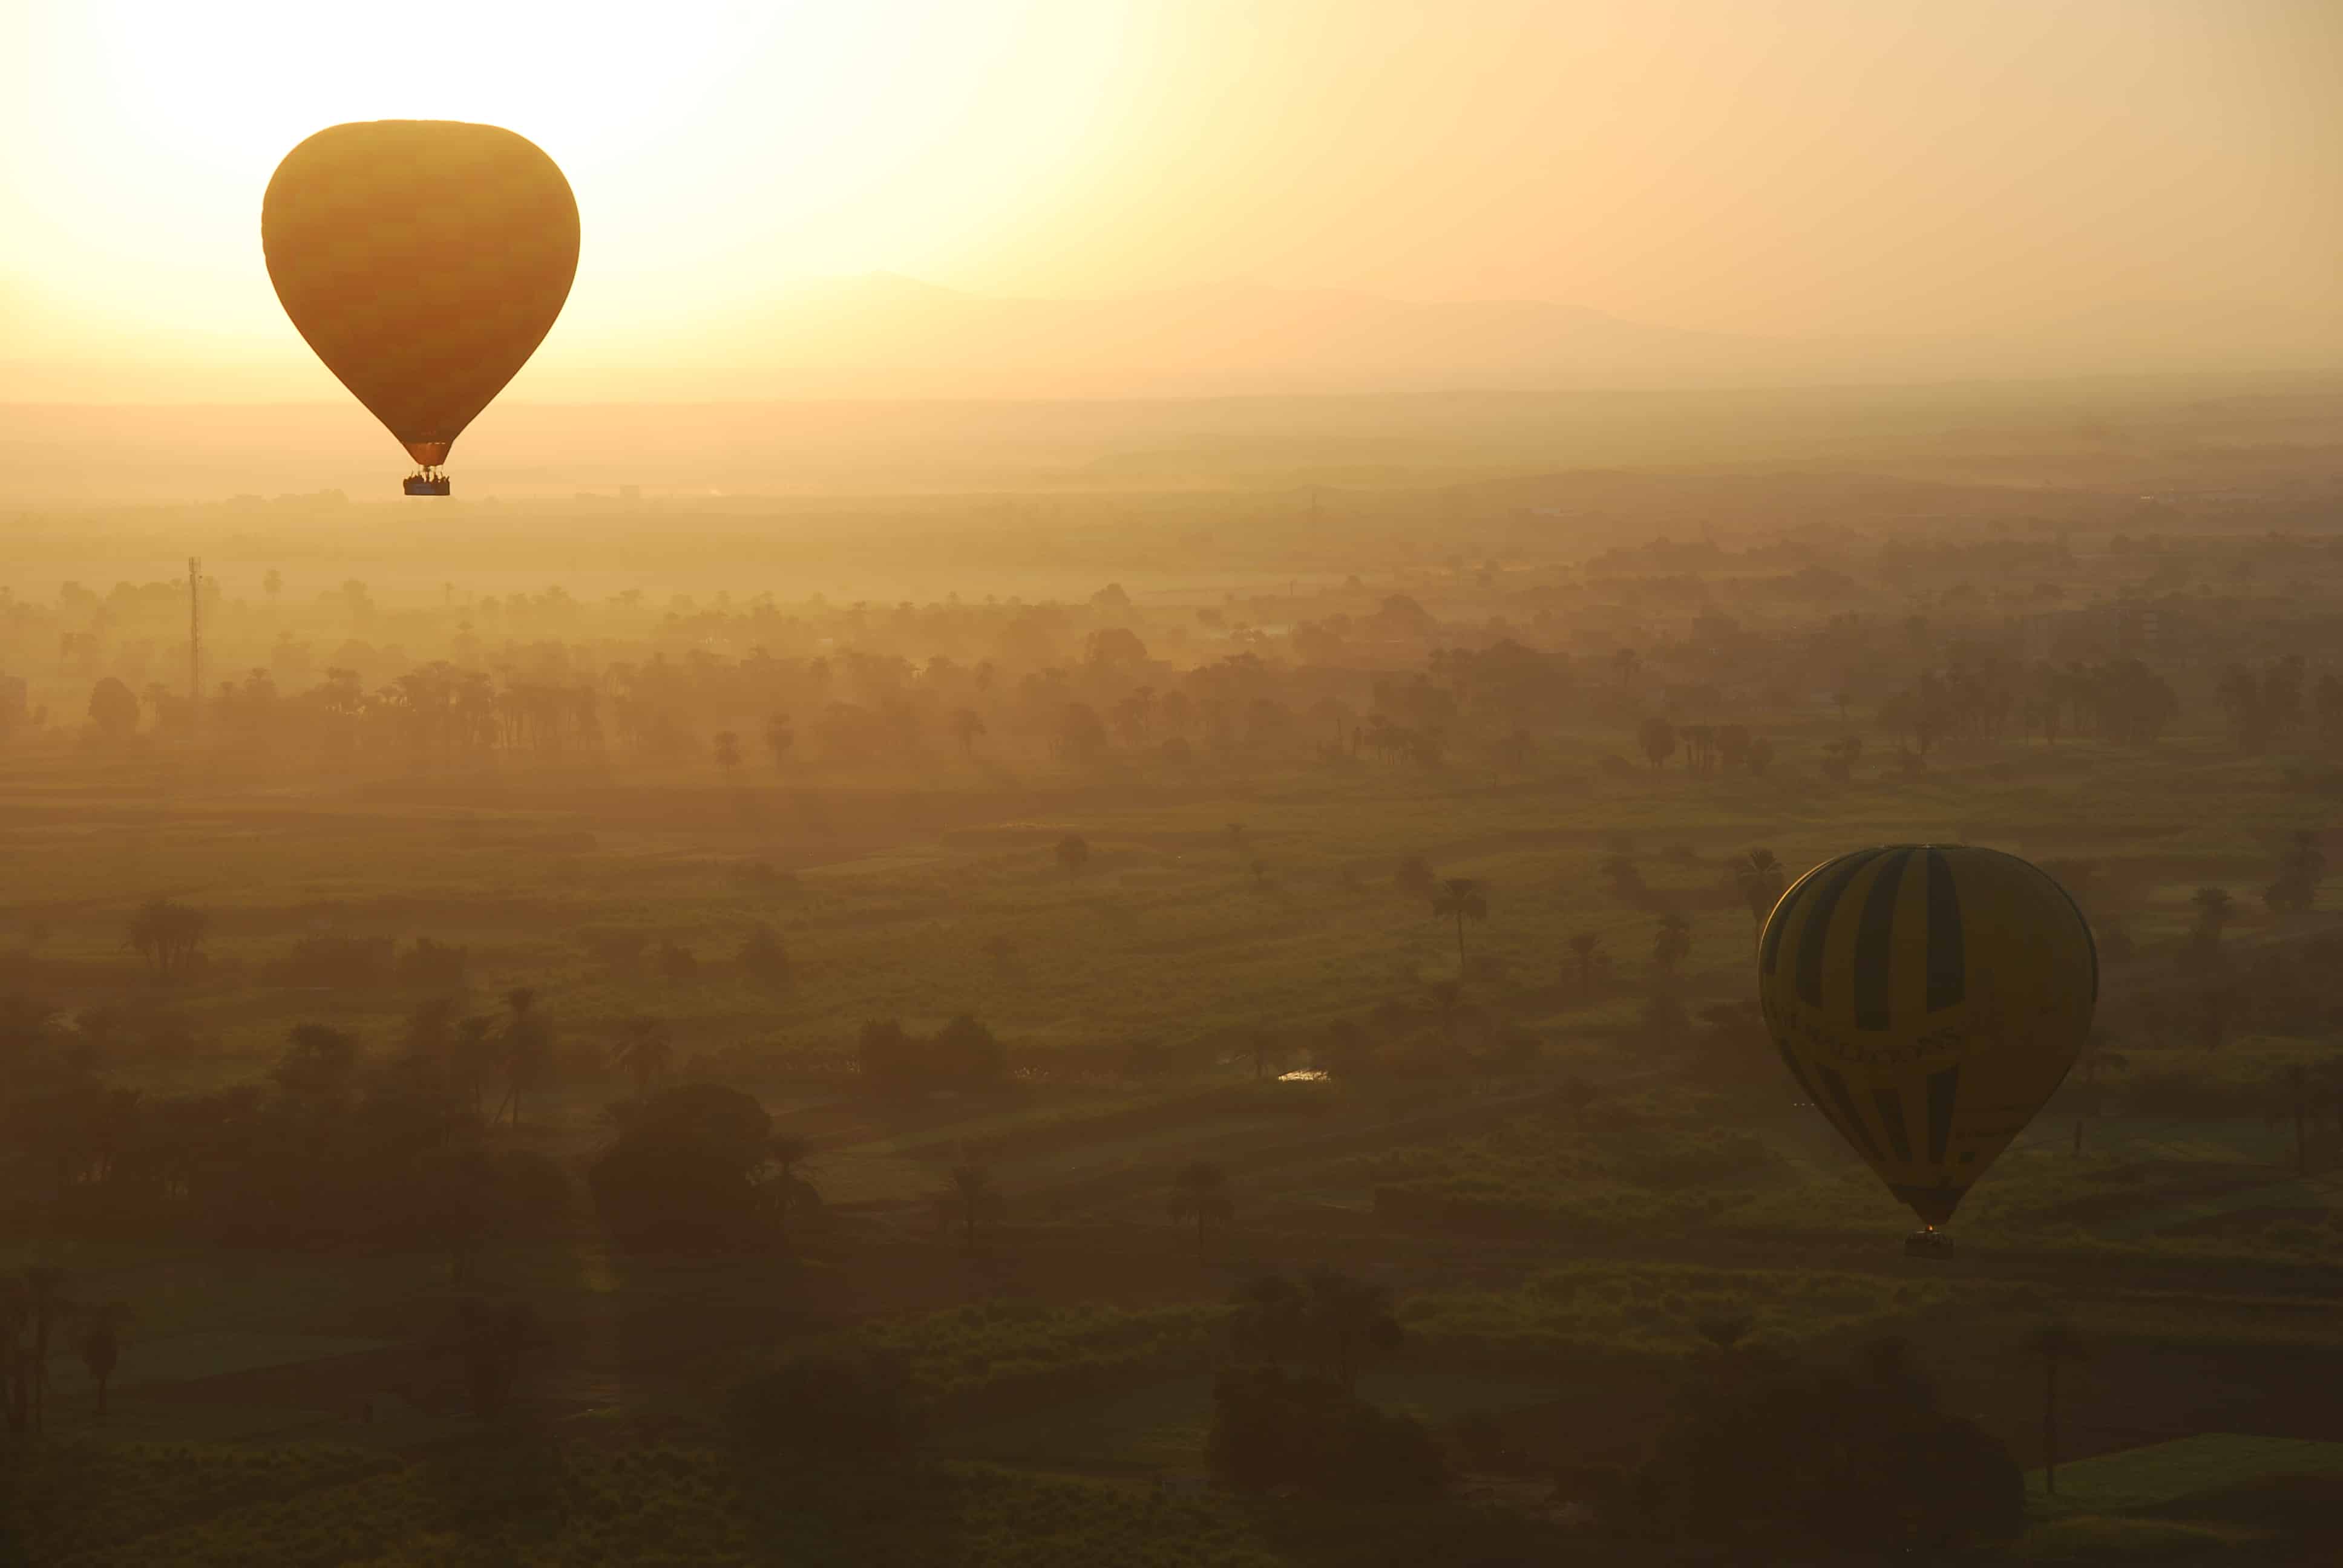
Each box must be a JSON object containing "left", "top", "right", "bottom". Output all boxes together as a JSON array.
[
  {"left": 1432, "top": 878, "right": 1488, "bottom": 969},
  {"left": 1680, "top": 724, "right": 1717, "bottom": 778},
  {"left": 762, "top": 712, "right": 795, "bottom": 770},
  {"left": 1637, "top": 715, "right": 1677, "bottom": 770},
  {"left": 77, "top": 1301, "right": 128, "bottom": 1420},
  {"left": 1395, "top": 854, "right": 1438, "bottom": 900},
  {"left": 1567, "top": 932, "right": 1605, "bottom": 993},
  {"left": 0, "top": 998, "right": 64, "bottom": 1068},
  {"left": 1653, "top": 912, "right": 1693, "bottom": 976},
  {"left": 1306, "top": 693, "right": 1348, "bottom": 752},
  {"left": 1241, "top": 1029, "right": 1284, "bottom": 1081},
  {"left": 22, "top": 1266, "right": 64, "bottom": 1434},
  {"left": 2268, "top": 1063, "right": 2313, "bottom": 1175},
  {"left": 125, "top": 898, "right": 206, "bottom": 982},
  {"left": 399, "top": 995, "right": 460, "bottom": 1105},
  {"left": 1735, "top": 849, "right": 1786, "bottom": 928},
  {"left": 763, "top": 1134, "right": 818, "bottom": 1244},
  {"left": 1599, "top": 854, "right": 1645, "bottom": 902},
  {"left": 1230, "top": 1275, "right": 1305, "bottom": 1365},
  {"left": 738, "top": 922, "right": 791, "bottom": 988},
  {"left": 2021, "top": 1320, "right": 2089, "bottom": 1496},
  {"left": 414, "top": 1145, "right": 496, "bottom": 1285},
  {"left": 274, "top": 1023, "right": 361, "bottom": 1103},
  {"left": 1304, "top": 1270, "right": 1402, "bottom": 1392},
  {"left": 613, "top": 1017, "right": 672, "bottom": 1098},
  {"left": 949, "top": 708, "right": 986, "bottom": 757},
  {"left": 768, "top": 1133, "right": 813, "bottom": 1186},
  {"left": 2189, "top": 886, "right": 2235, "bottom": 947},
  {"left": 1168, "top": 1161, "right": 1234, "bottom": 1256},
  {"left": 496, "top": 988, "right": 549, "bottom": 1129},
  {"left": 454, "top": 1014, "right": 497, "bottom": 1122},
  {"left": 433, "top": 1298, "right": 542, "bottom": 1419},
  {"left": 935, "top": 1163, "right": 1004, "bottom": 1252}
]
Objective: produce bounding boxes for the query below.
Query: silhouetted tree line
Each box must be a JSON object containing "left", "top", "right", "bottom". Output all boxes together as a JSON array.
[
  {"left": 41, "top": 585, "right": 2252, "bottom": 799},
  {"left": 589, "top": 1082, "right": 819, "bottom": 1254},
  {"left": 274, "top": 934, "right": 471, "bottom": 993},
  {"left": 1208, "top": 1365, "right": 1447, "bottom": 1500},
  {"left": 578, "top": 923, "right": 789, "bottom": 989},
  {"left": 31, "top": 535, "right": 2343, "bottom": 801},
  {"left": 2264, "top": 830, "right": 2327, "bottom": 919},
  {"left": 430, "top": 1297, "right": 545, "bottom": 1418},
  {"left": 0, "top": 1002, "right": 566, "bottom": 1259},
  {"left": 1207, "top": 1270, "right": 1441, "bottom": 1498},
  {"left": 2027, "top": 659, "right": 2180, "bottom": 746},
  {"left": 2216, "top": 655, "right": 2307, "bottom": 755},
  {"left": 125, "top": 898, "right": 206, "bottom": 982},
  {"left": 1571, "top": 1336, "right": 2022, "bottom": 1554},
  {"left": 1302, "top": 993, "right": 1539, "bottom": 1083},
  {"left": 856, "top": 1014, "right": 1008, "bottom": 1099},
  {"left": 727, "top": 1347, "right": 921, "bottom": 1468}
]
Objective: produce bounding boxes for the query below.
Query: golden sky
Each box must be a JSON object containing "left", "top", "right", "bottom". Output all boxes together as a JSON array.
[{"left": 5, "top": 0, "right": 2339, "bottom": 393}]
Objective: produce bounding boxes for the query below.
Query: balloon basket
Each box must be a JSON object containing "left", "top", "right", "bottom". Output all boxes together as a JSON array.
[
  {"left": 403, "top": 474, "right": 451, "bottom": 497},
  {"left": 1903, "top": 1229, "right": 1955, "bottom": 1260}
]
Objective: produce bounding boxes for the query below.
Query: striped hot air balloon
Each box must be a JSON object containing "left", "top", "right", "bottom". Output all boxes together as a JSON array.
[
  {"left": 1755, "top": 844, "right": 2096, "bottom": 1241},
  {"left": 263, "top": 121, "right": 580, "bottom": 495}
]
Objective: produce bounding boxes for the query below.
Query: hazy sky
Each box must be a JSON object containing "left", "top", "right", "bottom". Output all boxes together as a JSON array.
[{"left": 5, "top": 0, "right": 2339, "bottom": 392}]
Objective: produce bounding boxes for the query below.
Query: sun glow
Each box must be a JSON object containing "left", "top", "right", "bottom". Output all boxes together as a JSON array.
[
  {"left": 7, "top": 0, "right": 2337, "bottom": 397},
  {"left": 11, "top": 0, "right": 1133, "bottom": 357}
]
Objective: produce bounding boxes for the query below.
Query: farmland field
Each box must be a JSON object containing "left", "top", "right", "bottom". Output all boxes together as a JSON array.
[{"left": 8, "top": 414, "right": 2343, "bottom": 1563}]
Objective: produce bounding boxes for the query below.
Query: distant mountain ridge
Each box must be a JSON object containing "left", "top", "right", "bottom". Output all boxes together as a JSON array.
[
  {"left": 700, "top": 273, "right": 1812, "bottom": 385},
  {"left": 607, "top": 272, "right": 2341, "bottom": 392},
  {"left": 9, "top": 373, "right": 2336, "bottom": 503},
  {"left": 4, "top": 271, "right": 2334, "bottom": 405}
]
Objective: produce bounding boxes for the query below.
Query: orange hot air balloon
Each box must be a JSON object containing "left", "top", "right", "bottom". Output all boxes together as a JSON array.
[{"left": 262, "top": 121, "right": 579, "bottom": 496}]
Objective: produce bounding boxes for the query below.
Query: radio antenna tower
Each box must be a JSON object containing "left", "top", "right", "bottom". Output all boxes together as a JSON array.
[{"left": 188, "top": 557, "right": 201, "bottom": 737}]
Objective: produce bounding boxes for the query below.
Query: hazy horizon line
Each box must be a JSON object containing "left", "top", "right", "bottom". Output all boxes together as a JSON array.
[{"left": 9, "top": 363, "right": 2342, "bottom": 413}]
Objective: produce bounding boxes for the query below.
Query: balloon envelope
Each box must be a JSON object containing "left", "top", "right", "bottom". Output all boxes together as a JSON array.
[
  {"left": 262, "top": 120, "right": 578, "bottom": 469},
  {"left": 1755, "top": 844, "right": 2095, "bottom": 1227}
]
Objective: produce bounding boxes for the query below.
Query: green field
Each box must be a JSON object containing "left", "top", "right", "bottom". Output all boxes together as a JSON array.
[{"left": 2017, "top": 1436, "right": 2343, "bottom": 1564}]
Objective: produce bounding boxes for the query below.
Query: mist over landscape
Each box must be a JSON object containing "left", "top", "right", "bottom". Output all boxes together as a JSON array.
[{"left": 5, "top": 3, "right": 2343, "bottom": 1566}]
